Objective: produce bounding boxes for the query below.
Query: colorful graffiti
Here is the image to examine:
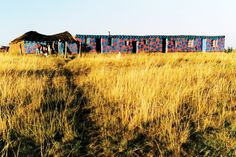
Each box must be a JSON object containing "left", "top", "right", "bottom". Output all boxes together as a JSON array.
[
  {"left": 24, "top": 41, "right": 46, "bottom": 54},
  {"left": 23, "top": 41, "right": 78, "bottom": 54},
  {"left": 22, "top": 35, "right": 225, "bottom": 54},
  {"left": 67, "top": 43, "right": 78, "bottom": 54},
  {"left": 75, "top": 35, "right": 225, "bottom": 53}
]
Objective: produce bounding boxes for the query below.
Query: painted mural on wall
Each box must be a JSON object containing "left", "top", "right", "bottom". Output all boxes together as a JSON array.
[
  {"left": 75, "top": 35, "right": 225, "bottom": 53},
  {"left": 21, "top": 35, "right": 225, "bottom": 54},
  {"left": 24, "top": 41, "right": 78, "bottom": 54},
  {"left": 67, "top": 43, "right": 78, "bottom": 54},
  {"left": 24, "top": 41, "right": 46, "bottom": 54}
]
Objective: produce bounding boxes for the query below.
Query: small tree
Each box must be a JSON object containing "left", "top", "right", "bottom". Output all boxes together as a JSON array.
[{"left": 225, "top": 47, "right": 233, "bottom": 53}]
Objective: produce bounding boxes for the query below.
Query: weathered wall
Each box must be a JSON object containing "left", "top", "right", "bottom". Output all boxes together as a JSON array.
[
  {"left": 145, "top": 37, "right": 163, "bottom": 52},
  {"left": 23, "top": 41, "right": 78, "bottom": 54},
  {"left": 75, "top": 35, "right": 226, "bottom": 53},
  {"left": 75, "top": 35, "right": 164, "bottom": 53},
  {"left": 24, "top": 41, "right": 46, "bottom": 54},
  {"left": 205, "top": 38, "right": 225, "bottom": 52},
  {"left": 167, "top": 37, "right": 202, "bottom": 52},
  {"left": 76, "top": 36, "right": 96, "bottom": 52},
  {"left": 67, "top": 43, "right": 78, "bottom": 54},
  {"left": 9, "top": 41, "right": 25, "bottom": 55}
]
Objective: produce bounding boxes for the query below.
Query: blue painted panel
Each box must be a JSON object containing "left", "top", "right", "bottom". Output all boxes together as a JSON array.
[
  {"left": 58, "top": 42, "right": 64, "bottom": 54},
  {"left": 202, "top": 39, "right": 207, "bottom": 52}
]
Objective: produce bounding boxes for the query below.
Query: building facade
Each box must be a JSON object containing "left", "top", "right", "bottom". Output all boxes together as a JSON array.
[
  {"left": 10, "top": 32, "right": 226, "bottom": 54},
  {"left": 23, "top": 41, "right": 78, "bottom": 54},
  {"left": 75, "top": 35, "right": 225, "bottom": 53}
]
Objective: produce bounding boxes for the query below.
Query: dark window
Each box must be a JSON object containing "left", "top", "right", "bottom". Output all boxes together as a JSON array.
[
  {"left": 173, "top": 41, "right": 177, "bottom": 47},
  {"left": 125, "top": 40, "right": 129, "bottom": 46},
  {"left": 215, "top": 40, "right": 218, "bottom": 47},
  {"left": 108, "top": 37, "right": 113, "bottom": 46},
  {"left": 188, "top": 39, "right": 194, "bottom": 48},
  {"left": 212, "top": 40, "right": 218, "bottom": 48},
  {"left": 86, "top": 38, "right": 90, "bottom": 45},
  {"left": 143, "top": 39, "right": 148, "bottom": 45}
]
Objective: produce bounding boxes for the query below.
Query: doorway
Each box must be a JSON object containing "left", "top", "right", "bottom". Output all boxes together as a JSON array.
[
  {"left": 132, "top": 41, "right": 138, "bottom": 53},
  {"left": 162, "top": 38, "right": 168, "bottom": 53},
  {"left": 96, "top": 38, "right": 101, "bottom": 53}
]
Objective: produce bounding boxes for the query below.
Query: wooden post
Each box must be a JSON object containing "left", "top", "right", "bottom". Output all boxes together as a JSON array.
[
  {"left": 19, "top": 44, "right": 23, "bottom": 55},
  {"left": 64, "top": 41, "right": 68, "bottom": 58},
  {"left": 58, "top": 40, "right": 61, "bottom": 55},
  {"left": 78, "top": 41, "right": 82, "bottom": 58}
]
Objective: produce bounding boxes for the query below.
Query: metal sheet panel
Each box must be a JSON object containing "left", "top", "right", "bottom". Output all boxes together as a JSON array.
[{"left": 202, "top": 39, "right": 207, "bottom": 52}]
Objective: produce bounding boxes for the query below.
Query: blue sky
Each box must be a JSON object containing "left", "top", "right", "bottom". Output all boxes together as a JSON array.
[{"left": 0, "top": 0, "right": 235, "bottom": 47}]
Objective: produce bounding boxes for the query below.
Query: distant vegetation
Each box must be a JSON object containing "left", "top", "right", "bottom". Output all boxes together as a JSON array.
[
  {"left": 225, "top": 47, "right": 234, "bottom": 53},
  {"left": 0, "top": 46, "right": 9, "bottom": 53},
  {"left": 0, "top": 53, "right": 235, "bottom": 156}
]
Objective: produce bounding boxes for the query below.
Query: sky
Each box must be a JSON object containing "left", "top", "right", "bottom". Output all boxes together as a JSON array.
[{"left": 0, "top": 0, "right": 236, "bottom": 47}]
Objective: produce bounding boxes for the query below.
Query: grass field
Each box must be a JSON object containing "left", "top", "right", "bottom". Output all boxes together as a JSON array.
[{"left": 0, "top": 53, "right": 235, "bottom": 156}]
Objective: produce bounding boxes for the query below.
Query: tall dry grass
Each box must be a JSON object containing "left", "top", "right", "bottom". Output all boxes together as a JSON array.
[
  {"left": 0, "top": 53, "right": 235, "bottom": 156},
  {"left": 0, "top": 54, "right": 78, "bottom": 156}
]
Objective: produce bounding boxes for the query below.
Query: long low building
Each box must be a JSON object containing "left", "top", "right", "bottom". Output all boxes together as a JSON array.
[
  {"left": 9, "top": 32, "right": 225, "bottom": 54},
  {"left": 75, "top": 35, "right": 225, "bottom": 53}
]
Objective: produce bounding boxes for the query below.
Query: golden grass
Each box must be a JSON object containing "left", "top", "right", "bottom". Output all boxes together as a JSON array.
[{"left": 0, "top": 53, "right": 236, "bottom": 156}]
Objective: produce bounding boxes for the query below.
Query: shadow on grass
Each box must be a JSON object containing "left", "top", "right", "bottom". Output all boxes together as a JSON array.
[
  {"left": 0, "top": 64, "right": 102, "bottom": 156},
  {"left": 1, "top": 65, "right": 236, "bottom": 156}
]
